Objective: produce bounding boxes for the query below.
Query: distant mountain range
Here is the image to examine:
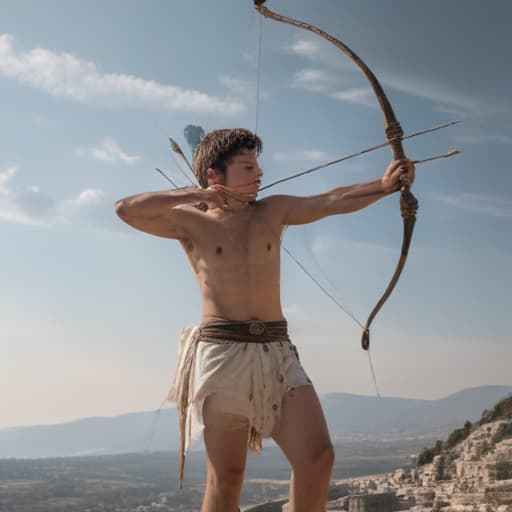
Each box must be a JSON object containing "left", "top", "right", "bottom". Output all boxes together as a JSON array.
[{"left": 1, "top": 385, "right": 511, "bottom": 459}]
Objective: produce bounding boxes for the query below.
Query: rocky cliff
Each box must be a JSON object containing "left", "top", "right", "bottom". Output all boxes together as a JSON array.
[{"left": 248, "top": 395, "right": 512, "bottom": 512}]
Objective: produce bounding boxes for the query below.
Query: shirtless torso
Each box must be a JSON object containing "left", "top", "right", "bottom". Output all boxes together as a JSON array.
[{"left": 180, "top": 200, "right": 285, "bottom": 323}]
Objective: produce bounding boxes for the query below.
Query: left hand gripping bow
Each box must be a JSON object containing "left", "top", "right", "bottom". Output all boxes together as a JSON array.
[{"left": 254, "top": 1, "right": 419, "bottom": 350}]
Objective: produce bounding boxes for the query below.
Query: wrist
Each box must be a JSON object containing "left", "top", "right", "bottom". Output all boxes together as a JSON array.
[{"left": 380, "top": 178, "right": 398, "bottom": 195}]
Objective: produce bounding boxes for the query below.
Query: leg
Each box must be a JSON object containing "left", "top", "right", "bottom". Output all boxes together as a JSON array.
[
  {"left": 272, "top": 385, "right": 334, "bottom": 512},
  {"left": 201, "top": 394, "right": 249, "bottom": 512}
]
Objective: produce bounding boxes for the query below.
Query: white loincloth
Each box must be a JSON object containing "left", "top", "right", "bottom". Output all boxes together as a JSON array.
[{"left": 167, "top": 324, "right": 312, "bottom": 487}]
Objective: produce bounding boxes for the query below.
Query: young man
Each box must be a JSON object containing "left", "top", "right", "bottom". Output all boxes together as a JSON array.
[{"left": 115, "top": 128, "right": 415, "bottom": 512}]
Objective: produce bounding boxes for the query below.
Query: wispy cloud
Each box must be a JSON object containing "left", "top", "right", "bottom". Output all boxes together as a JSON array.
[
  {"left": 273, "top": 149, "right": 331, "bottom": 162},
  {"left": 288, "top": 40, "right": 378, "bottom": 108},
  {"left": 311, "top": 233, "right": 395, "bottom": 256},
  {"left": 80, "top": 137, "right": 141, "bottom": 165},
  {"left": 57, "top": 188, "right": 104, "bottom": 211},
  {"left": 0, "top": 166, "right": 118, "bottom": 229},
  {"left": 289, "top": 39, "right": 324, "bottom": 60},
  {"left": 287, "top": 37, "right": 482, "bottom": 115},
  {"left": 433, "top": 192, "right": 512, "bottom": 218},
  {"left": 288, "top": 38, "right": 353, "bottom": 72},
  {"left": 453, "top": 134, "right": 512, "bottom": 145},
  {"left": 0, "top": 33, "right": 246, "bottom": 115},
  {"left": 433, "top": 105, "right": 469, "bottom": 119},
  {"left": 292, "top": 68, "right": 335, "bottom": 92},
  {"left": 0, "top": 167, "right": 48, "bottom": 225},
  {"left": 379, "top": 72, "right": 481, "bottom": 117},
  {"left": 53, "top": 188, "right": 107, "bottom": 227},
  {"left": 331, "top": 87, "right": 375, "bottom": 108}
]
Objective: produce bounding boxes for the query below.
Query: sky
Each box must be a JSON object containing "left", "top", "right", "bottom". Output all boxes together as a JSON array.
[{"left": 1, "top": 0, "right": 511, "bottom": 429}]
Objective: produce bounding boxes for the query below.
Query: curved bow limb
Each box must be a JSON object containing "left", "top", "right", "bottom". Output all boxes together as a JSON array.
[{"left": 254, "top": 1, "right": 418, "bottom": 350}]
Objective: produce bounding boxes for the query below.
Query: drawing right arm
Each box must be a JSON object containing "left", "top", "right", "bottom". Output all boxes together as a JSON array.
[{"left": 114, "top": 187, "right": 220, "bottom": 239}]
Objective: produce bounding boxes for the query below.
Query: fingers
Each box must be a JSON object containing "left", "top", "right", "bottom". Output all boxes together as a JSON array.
[
  {"left": 394, "top": 159, "right": 415, "bottom": 188},
  {"left": 209, "top": 184, "right": 256, "bottom": 203},
  {"left": 382, "top": 158, "right": 415, "bottom": 193}
]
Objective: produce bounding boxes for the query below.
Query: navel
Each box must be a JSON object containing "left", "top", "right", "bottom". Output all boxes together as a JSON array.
[
  {"left": 267, "top": 243, "right": 272, "bottom": 252},
  {"left": 215, "top": 246, "right": 223, "bottom": 255}
]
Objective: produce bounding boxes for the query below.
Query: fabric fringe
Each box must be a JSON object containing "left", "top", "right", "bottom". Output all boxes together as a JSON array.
[{"left": 248, "top": 426, "right": 263, "bottom": 453}]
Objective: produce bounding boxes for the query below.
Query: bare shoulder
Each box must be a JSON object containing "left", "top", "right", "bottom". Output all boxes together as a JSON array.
[
  {"left": 258, "top": 194, "right": 298, "bottom": 211},
  {"left": 258, "top": 194, "right": 301, "bottom": 223}
]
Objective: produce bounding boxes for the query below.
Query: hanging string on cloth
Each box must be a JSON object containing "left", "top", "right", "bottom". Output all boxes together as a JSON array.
[{"left": 253, "top": 11, "right": 381, "bottom": 397}]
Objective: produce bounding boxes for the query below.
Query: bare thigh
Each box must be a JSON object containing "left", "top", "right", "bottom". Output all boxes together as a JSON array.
[
  {"left": 202, "top": 394, "right": 250, "bottom": 480},
  {"left": 271, "top": 385, "right": 332, "bottom": 468}
]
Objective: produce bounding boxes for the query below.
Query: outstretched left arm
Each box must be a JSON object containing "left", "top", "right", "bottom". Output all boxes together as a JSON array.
[{"left": 273, "top": 159, "right": 415, "bottom": 226}]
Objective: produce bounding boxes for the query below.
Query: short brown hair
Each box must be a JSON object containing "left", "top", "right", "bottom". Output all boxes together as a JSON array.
[{"left": 193, "top": 128, "right": 263, "bottom": 188}]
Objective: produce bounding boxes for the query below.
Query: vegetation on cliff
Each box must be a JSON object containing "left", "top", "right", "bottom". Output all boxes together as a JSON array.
[{"left": 417, "top": 394, "right": 512, "bottom": 467}]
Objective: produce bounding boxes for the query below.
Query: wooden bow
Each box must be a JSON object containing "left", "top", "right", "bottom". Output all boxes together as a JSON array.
[{"left": 254, "top": 1, "right": 418, "bottom": 350}]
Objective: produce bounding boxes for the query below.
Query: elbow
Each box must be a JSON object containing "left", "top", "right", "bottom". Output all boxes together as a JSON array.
[
  {"left": 114, "top": 200, "right": 128, "bottom": 219},
  {"left": 325, "top": 194, "right": 348, "bottom": 216}
]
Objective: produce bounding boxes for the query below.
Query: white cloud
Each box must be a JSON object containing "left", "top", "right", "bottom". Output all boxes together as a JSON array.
[
  {"left": 0, "top": 166, "right": 16, "bottom": 186},
  {"left": 289, "top": 39, "right": 324, "bottom": 60},
  {"left": 218, "top": 74, "right": 255, "bottom": 101},
  {"left": 0, "top": 166, "right": 116, "bottom": 229},
  {"left": 432, "top": 192, "right": 512, "bottom": 218},
  {"left": 287, "top": 41, "right": 377, "bottom": 108},
  {"left": 81, "top": 137, "right": 141, "bottom": 165},
  {"left": 287, "top": 37, "right": 482, "bottom": 116},
  {"left": 292, "top": 68, "right": 335, "bottom": 92},
  {"left": 0, "top": 167, "right": 47, "bottom": 226},
  {"left": 53, "top": 188, "right": 107, "bottom": 227},
  {"left": 59, "top": 188, "right": 104, "bottom": 209},
  {"left": 0, "top": 33, "right": 246, "bottom": 115},
  {"left": 288, "top": 38, "right": 352, "bottom": 70},
  {"left": 331, "top": 87, "right": 375, "bottom": 108},
  {"left": 273, "top": 149, "right": 331, "bottom": 162}
]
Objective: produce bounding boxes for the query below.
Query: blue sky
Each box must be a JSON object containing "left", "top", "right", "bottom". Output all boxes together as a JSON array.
[{"left": 1, "top": 0, "right": 511, "bottom": 428}]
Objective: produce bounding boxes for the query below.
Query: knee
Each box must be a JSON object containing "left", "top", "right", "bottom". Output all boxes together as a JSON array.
[
  {"left": 295, "top": 442, "right": 335, "bottom": 475},
  {"left": 207, "top": 464, "right": 245, "bottom": 494},
  {"left": 318, "top": 442, "right": 335, "bottom": 473}
]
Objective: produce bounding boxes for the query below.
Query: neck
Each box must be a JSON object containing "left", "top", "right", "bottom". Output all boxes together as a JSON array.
[{"left": 210, "top": 199, "right": 254, "bottom": 214}]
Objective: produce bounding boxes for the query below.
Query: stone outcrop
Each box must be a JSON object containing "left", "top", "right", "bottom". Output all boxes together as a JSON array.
[{"left": 246, "top": 414, "right": 512, "bottom": 512}]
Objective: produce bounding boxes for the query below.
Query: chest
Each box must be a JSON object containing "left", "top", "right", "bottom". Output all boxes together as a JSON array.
[
  {"left": 195, "top": 208, "right": 283, "bottom": 268},
  {"left": 217, "top": 212, "right": 279, "bottom": 256}
]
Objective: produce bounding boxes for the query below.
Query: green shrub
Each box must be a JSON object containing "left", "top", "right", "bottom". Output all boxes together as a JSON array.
[
  {"left": 417, "top": 440, "right": 444, "bottom": 467},
  {"left": 480, "top": 396, "right": 512, "bottom": 424},
  {"left": 491, "top": 422, "right": 512, "bottom": 444},
  {"left": 446, "top": 422, "right": 472, "bottom": 450}
]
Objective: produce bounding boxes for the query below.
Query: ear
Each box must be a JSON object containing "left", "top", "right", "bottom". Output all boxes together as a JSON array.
[{"left": 206, "top": 167, "right": 225, "bottom": 186}]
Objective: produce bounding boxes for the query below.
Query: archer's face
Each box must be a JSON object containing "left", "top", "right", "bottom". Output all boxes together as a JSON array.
[{"left": 224, "top": 149, "right": 263, "bottom": 196}]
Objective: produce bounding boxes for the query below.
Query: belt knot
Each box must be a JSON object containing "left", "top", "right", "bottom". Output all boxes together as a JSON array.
[{"left": 248, "top": 321, "right": 266, "bottom": 335}]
